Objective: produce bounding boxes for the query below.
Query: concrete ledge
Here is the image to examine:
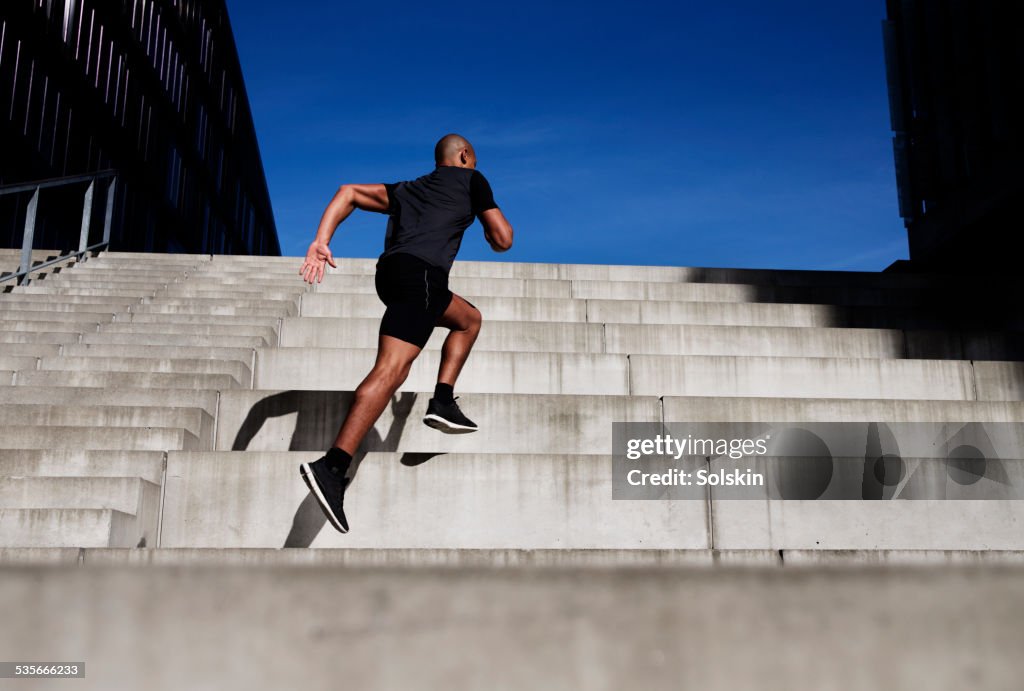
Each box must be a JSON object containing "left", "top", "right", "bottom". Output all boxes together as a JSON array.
[
  {"left": 60, "top": 343, "right": 256, "bottom": 363},
  {"left": 255, "top": 348, "right": 629, "bottom": 394},
  {"left": 162, "top": 451, "right": 708, "bottom": 550},
  {"left": 0, "top": 450, "right": 165, "bottom": 484},
  {"left": 0, "top": 404, "right": 213, "bottom": 444},
  {"left": 14, "top": 369, "right": 243, "bottom": 391},
  {"left": 39, "top": 356, "right": 251, "bottom": 386},
  {"left": 0, "top": 425, "right": 199, "bottom": 451},
  {"left": 75, "top": 547, "right": 782, "bottom": 567},
  {"left": 781, "top": 549, "right": 1024, "bottom": 566},
  {"left": 0, "top": 331, "right": 81, "bottom": 345},
  {"left": 2, "top": 564, "right": 1024, "bottom": 690},
  {"left": 4, "top": 547, "right": 1024, "bottom": 568},
  {"left": 0, "top": 547, "right": 81, "bottom": 563},
  {"left": 630, "top": 355, "right": 978, "bottom": 400},
  {"left": 280, "top": 316, "right": 606, "bottom": 352},
  {"left": 79, "top": 332, "right": 268, "bottom": 349},
  {"left": 0, "top": 310, "right": 118, "bottom": 323},
  {"left": 216, "top": 390, "right": 662, "bottom": 453},
  {"left": 662, "top": 395, "right": 1024, "bottom": 421},
  {"left": 0, "top": 386, "right": 219, "bottom": 414},
  {"left": 0, "top": 343, "right": 62, "bottom": 357},
  {"left": 0, "top": 508, "right": 138, "bottom": 547}
]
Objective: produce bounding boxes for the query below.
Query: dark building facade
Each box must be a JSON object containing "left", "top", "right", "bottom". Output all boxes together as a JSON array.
[
  {"left": 0, "top": 0, "right": 280, "bottom": 255},
  {"left": 883, "top": 0, "right": 1023, "bottom": 270}
]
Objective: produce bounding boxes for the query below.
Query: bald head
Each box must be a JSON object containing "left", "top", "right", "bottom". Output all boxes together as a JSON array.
[{"left": 434, "top": 133, "right": 477, "bottom": 168}]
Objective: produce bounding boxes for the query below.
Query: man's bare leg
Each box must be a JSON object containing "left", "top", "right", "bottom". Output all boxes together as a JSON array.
[
  {"left": 332, "top": 334, "right": 421, "bottom": 454},
  {"left": 435, "top": 293, "right": 482, "bottom": 387}
]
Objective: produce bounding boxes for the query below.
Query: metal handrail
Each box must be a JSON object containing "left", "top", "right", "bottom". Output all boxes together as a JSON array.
[{"left": 0, "top": 170, "right": 119, "bottom": 286}]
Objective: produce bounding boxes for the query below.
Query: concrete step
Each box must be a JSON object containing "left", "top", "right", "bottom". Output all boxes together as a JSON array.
[
  {"left": 137, "top": 296, "right": 299, "bottom": 315},
  {"left": 95, "top": 250, "right": 210, "bottom": 261},
  {"left": 160, "top": 451, "right": 1024, "bottom": 550},
  {"left": 12, "top": 547, "right": 779, "bottom": 567},
  {"left": 254, "top": 347, "right": 627, "bottom": 394},
  {"left": 34, "top": 277, "right": 184, "bottom": 289},
  {"left": 0, "top": 293, "right": 142, "bottom": 307},
  {"left": 584, "top": 298, "right": 1024, "bottom": 331},
  {"left": 129, "top": 302, "right": 295, "bottom": 317},
  {"left": 188, "top": 254, "right": 978, "bottom": 288},
  {"left": 0, "top": 331, "right": 81, "bottom": 345},
  {"left": 0, "top": 309, "right": 118, "bottom": 323},
  {"left": 318, "top": 273, "right": 571, "bottom": 298},
  {"left": 58, "top": 256, "right": 1008, "bottom": 291},
  {"left": 607, "top": 324, "right": 1024, "bottom": 360},
  {"left": 0, "top": 425, "right": 200, "bottom": 451},
  {"left": 0, "top": 449, "right": 165, "bottom": 483},
  {"left": 303, "top": 272, "right": 1012, "bottom": 307},
  {"left": 68, "top": 270, "right": 303, "bottom": 287},
  {"left": 0, "top": 385, "right": 218, "bottom": 413},
  {"left": 79, "top": 331, "right": 269, "bottom": 348},
  {"left": 0, "top": 508, "right": 142, "bottom": 547},
  {"left": 0, "top": 476, "right": 160, "bottom": 514},
  {"left": 13, "top": 369, "right": 243, "bottom": 390},
  {"left": 214, "top": 390, "right": 1024, "bottom": 455},
  {"left": 0, "top": 371, "right": 12, "bottom": 385},
  {"left": 39, "top": 355, "right": 250, "bottom": 385},
  {"left": 569, "top": 278, "right": 991, "bottom": 307},
  {"left": 0, "top": 355, "right": 40, "bottom": 370},
  {"left": 256, "top": 346, "right": 1017, "bottom": 398},
  {"left": 2, "top": 562, "right": 1023, "bottom": 690},
  {"left": 0, "top": 404, "right": 213, "bottom": 443},
  {"left": 157, "top": 287, "right": 307, "bottom": 302},
  {"left": 0, "top": 343, "right": 61, "bottom": 357},
  {"left": 0, "top": 319, "right": 102, "bottom": 333},
  {"left": 159, "top": 279, "right": 307, "bottom": 292},
  {"left": 6, "top": 546, "right": 1024, "bottom": 567},
  {"left": 282, "top": 317, "right": 593, "bottom": 351},
  {"left": 217, "top": 390, "right": 660, "bottom": 454},
  {"left": 123, "top": 312, "right": 281, "bottom": 328},
  {"left": 279, "top": 315, "right": 1019, "bottom": 359},
  {"left": 162, "top": 451, "right": 706, "bottom": 549},
  {"left": 58, "top": 268, "right": 276, "bottom": 282},
  {"left": 60, "top": 343, "right": 255, "bottom": 364},
  {"left": 12, "top": 286, "right": 160, "bottom": 298},
  {"left": 629, "top": 355, "right": 1020, "bottom": 400},
  {"left": 96, "top": 322, "right": 277, "bottom": 342}
]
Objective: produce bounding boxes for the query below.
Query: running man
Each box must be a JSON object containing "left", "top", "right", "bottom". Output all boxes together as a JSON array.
[{"left": 297, "top": 134, "right": 514, "bottom": 533}]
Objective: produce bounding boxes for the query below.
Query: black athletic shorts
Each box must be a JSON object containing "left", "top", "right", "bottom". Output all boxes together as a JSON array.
[{"left": 374, "top": 252, "right": 454, "bottom": 348}]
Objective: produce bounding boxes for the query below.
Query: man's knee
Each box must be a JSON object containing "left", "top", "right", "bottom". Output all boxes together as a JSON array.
[
  {"left": 369, "top": 357, "right": 414, "bottom": 389},
  {"left": 466, "top": 305, "right": 482, "bottom": 334}
]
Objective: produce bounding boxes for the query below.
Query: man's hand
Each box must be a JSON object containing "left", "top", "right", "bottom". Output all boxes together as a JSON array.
[{"left": 300, "top": 241, "right": 337, "bottom": 284}]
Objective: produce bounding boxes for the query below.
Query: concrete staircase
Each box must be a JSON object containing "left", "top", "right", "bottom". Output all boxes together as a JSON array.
[
  {"left": 1, "top": 250, "right": 1023, "bottom": 688},
  {"left": 1, "top": 250, "right": 1023, "bottom": 555}
]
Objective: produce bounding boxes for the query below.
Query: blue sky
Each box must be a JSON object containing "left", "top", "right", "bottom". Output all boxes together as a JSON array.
[{"left": 226, "top": 0, "right": 907, "bottom": 270}]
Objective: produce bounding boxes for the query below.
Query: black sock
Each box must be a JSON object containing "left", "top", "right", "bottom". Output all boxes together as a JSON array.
[
  {"left": 434, "top": 382, "right": 454, "bottom": 403},
  {"left": 325, "top": 447, "right": 353, "bottom": 475}
]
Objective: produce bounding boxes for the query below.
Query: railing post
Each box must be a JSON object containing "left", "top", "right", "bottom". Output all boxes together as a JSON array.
[
  {"left": 78, "top": 178, "right": 96, "bottom": 254},
  {"left": 102, "top": 176, "right": 117, "bottom": 247},
  {"left": 18, "top": 187, "right": 40, "bottom": 286}
]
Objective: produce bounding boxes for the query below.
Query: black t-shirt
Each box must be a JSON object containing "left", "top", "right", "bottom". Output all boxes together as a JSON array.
[{"left": 378, "top": 165, "right": 498, "bottom": 273}]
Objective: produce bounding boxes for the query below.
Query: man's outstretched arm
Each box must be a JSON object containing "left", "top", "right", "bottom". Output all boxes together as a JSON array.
[
  {"left": 479, "top": 207, "right": 514, "bottom": 252},
  {"left": 300, "top": 184, "right": 391, "bottom": 284}
]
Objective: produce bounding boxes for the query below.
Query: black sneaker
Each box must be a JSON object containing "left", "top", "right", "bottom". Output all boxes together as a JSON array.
[
  {"left": 299, "top": 453, "right": 350, "bottom": 533},
  {"left": 423, "top": 396, "right": 478, "bottom": 434}
]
